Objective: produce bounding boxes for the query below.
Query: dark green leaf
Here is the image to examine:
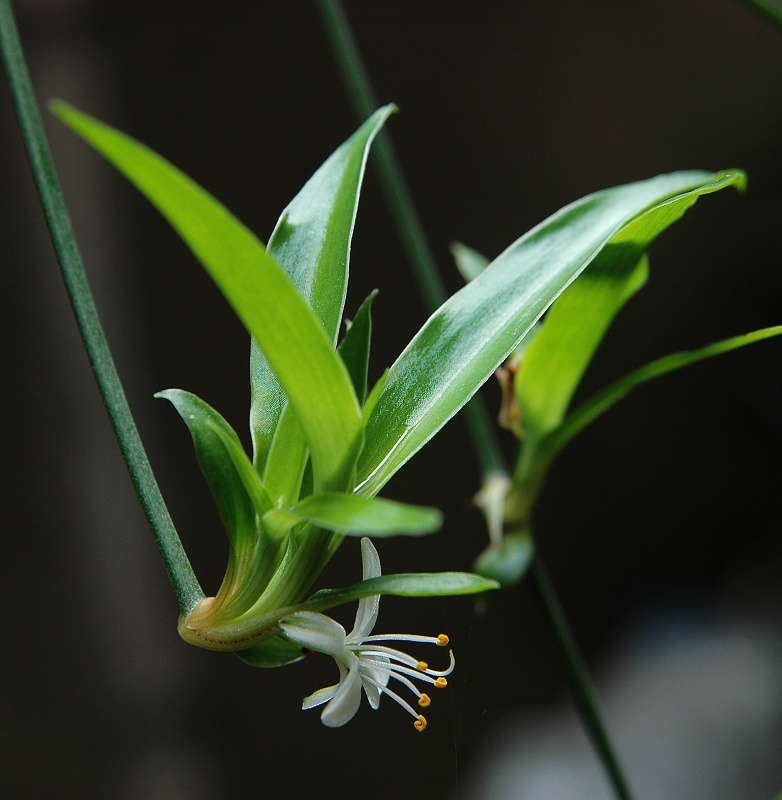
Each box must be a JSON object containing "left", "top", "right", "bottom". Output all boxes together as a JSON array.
[
  {"left": 156, "top": 389, "right": 269, "bottom": 559},
  {"left": 338, "top": 290, "right": 377, "bottom": 404}
]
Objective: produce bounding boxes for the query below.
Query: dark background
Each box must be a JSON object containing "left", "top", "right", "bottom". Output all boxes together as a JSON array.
[{"left": 1, "top": 1, "right": 781, "bottom": 798}]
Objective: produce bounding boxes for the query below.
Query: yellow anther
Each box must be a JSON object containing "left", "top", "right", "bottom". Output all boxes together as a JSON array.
[
  {"left": 418, "top": 693, "right": 431, "bottom": 708},
  {"left": 437, "top": 634, "right": 449, "bottom": 646},
  {"left": 435, "top": 677, "right": 448, "bottom": 688},
  {"left": 417, "top": 660, "right": 428, "bottom": 671},
  {"left": 414, "top": 715, "right": 427, "bottom": 732}
]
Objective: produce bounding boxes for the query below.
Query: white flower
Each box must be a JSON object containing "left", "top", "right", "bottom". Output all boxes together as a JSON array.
[{"left": 279, "top": 537, "right": 454, "bottom": 731}]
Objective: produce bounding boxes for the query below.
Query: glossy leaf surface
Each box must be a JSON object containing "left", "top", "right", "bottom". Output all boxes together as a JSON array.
[
  {"left": 357, "top": 170, "right": 745, "bottom": 495},
  {"left": 52, "top": 101, "right": 363, "bottom": 491},
  {"left": 267, "top": 492, "right": 442, "bottom": 536},
  {"left": 250, "top": 108, "right": 393, "bottom": 470},
  {"left": 517, "top": 252, "right": 649, "bottom": 439},
  {"left": 156, "top": 389, "right": 269, "bottom": 558}
]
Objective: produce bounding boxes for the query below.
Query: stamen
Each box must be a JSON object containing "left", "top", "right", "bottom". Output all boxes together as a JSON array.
[
  {"left": 361, "top": 656, "right": 446, "bottom": 687},
  {"left": 417, "top": 660, "right": 428, "bottom": 671},
  {"left": 422, "top": 650, "right": 456, "bottom": 677},
  {"left": 435, "top": 677, "right": 447, "bottom": 688},
  {"left": 361, "top": 672, "right": 423, "bottom": 722},
  {"left": 414, "top": 715, "right": 427, "bottom": 732},
  {"left": 355, "top": 644, "right": 433, "bottom": 670},
  {"left": 437, "top": 634, "right": 449, "bottom": 646},
  {"left": 418, "top": 693, "right": 431, "bottom": 707}
]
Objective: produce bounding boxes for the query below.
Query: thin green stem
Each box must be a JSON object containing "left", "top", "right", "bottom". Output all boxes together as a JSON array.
[
  {"left": 0, "top": 0, "right": 203, "bottom": 613},
  {"left": 316, "top": 0, "right": 506, "bottom": 479},
  {"left": 530, "top": 554, "right": 634, "bottom": 800},
  {"left": 735, "top": 0, "right": 782, "bottom": 29}
]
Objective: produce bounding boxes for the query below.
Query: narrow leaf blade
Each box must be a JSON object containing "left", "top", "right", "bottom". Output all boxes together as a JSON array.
[
  {"left": 545, "top": 324, "right": 782, "bottom": 461},
  {"left": 156, "top": 389, "right": 268, "bottom": 556},
  {"left": 250, "top": 107, "right": 394, "bottom": 471},
  {"left": 357, "top": 170, "right": 745, "bottom": 495},
  {"left": 517, "top": 252, "right": 649, "bottom": 438},
  {"left": 276, "top": 492, "right": 443, "bottom": 536},
  {"left": 52, "top": 101, "right": 362, "bottom": 490}
]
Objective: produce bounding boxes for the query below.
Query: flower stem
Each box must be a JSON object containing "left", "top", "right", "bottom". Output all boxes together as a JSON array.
[
  {"left": 529, "top": 554, "right": 634, "bottom": 800},
  {"left": 0, "top": 0, "right": 203, "bottom": 614},
  {"left": 317, "top": 4, "right": 635, "bottom": 797},
  {"left": 316, "top": 0, "right": 506, "bottom": 480}
]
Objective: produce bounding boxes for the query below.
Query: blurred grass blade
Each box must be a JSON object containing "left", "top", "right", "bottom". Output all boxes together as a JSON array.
[
  {"left": 451, "top": 241, "right": 490, "bottom": 283},
  {"left": 250, "top": 106, "right": 394, "bottom": 472},
  {"left": 517, "top": 252, "right": 649, "bottom": 439},
  {"left": 266, "top": 492, "right": 443, "bottom": 536},
  {"left": 52, "top": 101, "right": 363, "bottom": 491},
  {"left": 357, "top": 170, "right": 745, "bottom": 495}
]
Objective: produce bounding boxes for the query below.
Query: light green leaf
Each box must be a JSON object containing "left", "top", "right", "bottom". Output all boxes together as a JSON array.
[
  {"left": 544, "top": 324, "right": 782, "bottom": 463},
  {"left": 517, "top": 252, "right": 649, "bottom": 439},
  {"left": 52, "top": 101, "right": 363, "bottom": 491},
  {"left": 262, "top": 402, "right": 308, "bottom": 508},
  {"left": 305, "top": 571, "right": 499, "bottom": 603},
  {"left": 451, "top": 241, "right": 490, "bottom": 283},
  {"left": 357, "top": 170, "right": 745, "bottom": 496},
  {"left": 266, "top": 492, "right": 443, "bottom": 536},
  {"left": 250, "top": 107, "right": 394, "bottom": 472},
  {"left": 474, "top": 530, "right": 535, "bottom": 589}
]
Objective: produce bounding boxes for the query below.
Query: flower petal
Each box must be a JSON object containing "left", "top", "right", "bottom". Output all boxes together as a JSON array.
[
  {"left": 359, "top": 654, "right": 391, "bottom": 710},
  {"left": 350, "top": 538, "right": 381, "bottom": 640},
  {"left": 302, "top": 682, "right": 340, "bottom": 710},
  {"left": 320, "top": 663, "right": 363, "bottom": 727},
  {"left": 280, "top": 611, "right": 348, "bottom": 662}
]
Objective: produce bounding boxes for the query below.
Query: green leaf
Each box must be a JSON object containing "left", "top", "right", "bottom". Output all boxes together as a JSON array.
[
  {"left": 266, "top": 492, "right": 443, "bottom": 536},
  {"left": 250, "top": 107, "right": 395, "bottom": 472},
  {"left": 235, "top": 636, "right": 306, "bottom": 668},
  {"left": 544, "top": 324, "right": 782, "bottom": 463},
  {"left": 474, "top": 530, "right": 535, "bottom": 589},
  {"left": 305, "top": 571, "right": 500, "bottom": 604},
  {"left": 155, "top": 389, "right": 270, "bottom": 559},
  {"left": 357, "top": 170, "right": 745, "bottom": 496},
  {"left": 181, "top": 570, "right": 499, "bottom": 650},
  {"left": 338, "top": 290, "right": 377, "bottom": 405},
  {"left": 262, "top": 403, "right": 309, "bottom": 508},
  {"left": 451, "top": 241, "right": 490, "bottom": 283},
  {"left": 517, "top": 252, "right": 649, "bottom": 439},
  {"left": 52, "top": 101, "right": 363, "bottom": 491}
]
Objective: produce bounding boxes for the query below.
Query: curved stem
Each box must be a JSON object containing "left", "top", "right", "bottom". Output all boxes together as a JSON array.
[
  {"left": 0, "top": 0, "right": 203, "bottom": 613},
  {"left": 530, "top": 553, "right": 634, "bottom": 800}
]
